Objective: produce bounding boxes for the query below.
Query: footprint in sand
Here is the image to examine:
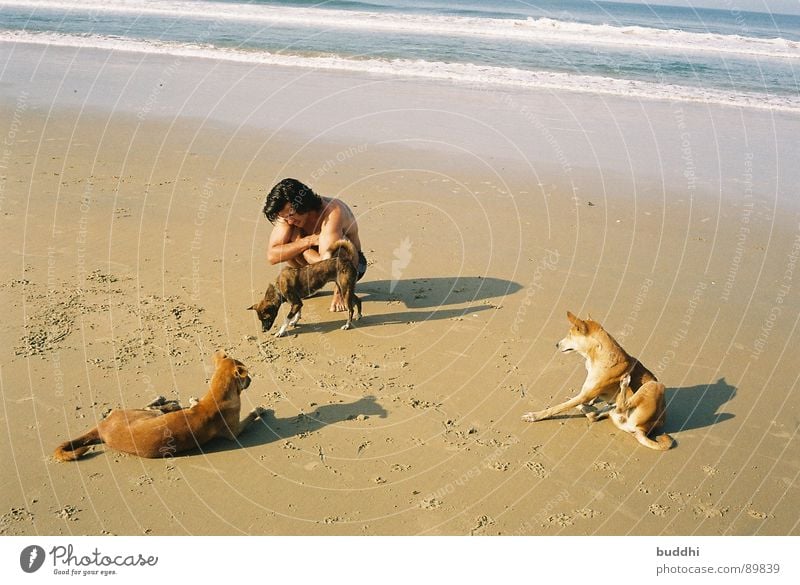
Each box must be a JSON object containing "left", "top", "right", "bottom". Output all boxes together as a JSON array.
[
  {"left": 693, "top": 501, "right": 728, "bottom": 519},
  {"left": 544, "top": 512, "right": 574, "bottom": 527},
  {"left": 470, "top": 515, "right": 495, "bottom": 535},
  {"left": 420, "top": 498, "right": 442, "bottom": 510},
  {"left": 54, "top": 505, "right": 80, "bottom": 521},
  {"left": 747, "top": 508, "right": 770, "bottom": 520},
  {"left": 525, "top": 461, "right": 549, "bottom": 479},
  {"left": 649, "top": 504, "right": 670, "bottom": 517}
]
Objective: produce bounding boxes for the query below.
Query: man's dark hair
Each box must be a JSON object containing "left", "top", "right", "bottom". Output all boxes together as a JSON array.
[{"left": 263, "top": 178, "right": 323, "bottom": 223}]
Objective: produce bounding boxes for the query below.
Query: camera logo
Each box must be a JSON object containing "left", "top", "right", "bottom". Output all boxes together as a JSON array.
[{"left": 20, "top": 545, "right": 46, "bottom": 573}]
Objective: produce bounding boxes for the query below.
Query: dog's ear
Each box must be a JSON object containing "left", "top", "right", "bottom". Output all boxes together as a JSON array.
[
  {"left": 234, "top": 364, "right": 248, "bottom": 379},
  {"left": 566, "top": 311, "right": 588, "bottom": 334},
  {"left": 213, "top": 349, "right": 228, "bottom": 365}
]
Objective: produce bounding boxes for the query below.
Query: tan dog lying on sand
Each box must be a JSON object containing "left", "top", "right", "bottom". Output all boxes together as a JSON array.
[
  {"left": 522, "top": 312, "right": 673, "bottom": 451},
  {"left": 54, "top": 350, "right": 267, "bottom": 460}
]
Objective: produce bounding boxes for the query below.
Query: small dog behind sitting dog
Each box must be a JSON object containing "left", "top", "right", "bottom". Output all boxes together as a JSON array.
[{"left": 249, "top": 239, "right": 362, "bottom": 337}]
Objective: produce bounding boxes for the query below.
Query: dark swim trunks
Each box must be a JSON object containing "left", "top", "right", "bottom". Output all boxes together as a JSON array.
[{"left": 357, "top": 251, "right": 368, "bottom": 281}]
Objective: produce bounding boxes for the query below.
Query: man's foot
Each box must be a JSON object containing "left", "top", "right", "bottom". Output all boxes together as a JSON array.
[{"left": 330, "top": 289, "right": 347, "bottom": 312}]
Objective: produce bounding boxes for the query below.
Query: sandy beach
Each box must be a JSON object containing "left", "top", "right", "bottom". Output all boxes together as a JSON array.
[{"left": 1, "top": 41, "right": 799, "bottom": 537}]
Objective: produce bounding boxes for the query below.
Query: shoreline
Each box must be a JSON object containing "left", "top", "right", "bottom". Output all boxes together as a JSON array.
[{"left": 1, "top": 44, "right": 799, "bottom": 536}]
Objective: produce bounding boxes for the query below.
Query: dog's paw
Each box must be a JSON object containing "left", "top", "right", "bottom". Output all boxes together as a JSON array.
[
  {"left": 340, "top": 322, "right": 353, "bottom": 330},
  {"left": 145, "top": 396, "right": 168, "bottom": 408},
  {"left": 274, "top": 330, "right": 287, "bottom": 338},
  {"left": 521, "top": 412, "right": 540, "bottom": 423}
]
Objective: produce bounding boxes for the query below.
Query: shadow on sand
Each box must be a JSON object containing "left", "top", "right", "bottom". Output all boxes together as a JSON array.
[
  {"left": 664, "top": 377, "right": 736, "bottom": 434},
  {"left": 199, "top": 395, "right": 388, "bottom": 454}
]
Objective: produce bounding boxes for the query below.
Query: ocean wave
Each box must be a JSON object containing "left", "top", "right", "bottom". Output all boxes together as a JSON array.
[
  {"left": 2, "top": 30, "right": 798, "bottom": 113},
  {"left": 3, "top": 0, "right": 800, "bottom": 60}
]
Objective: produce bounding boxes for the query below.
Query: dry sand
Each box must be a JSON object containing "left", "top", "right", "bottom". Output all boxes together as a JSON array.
[{"left": 1, "top": 46, "right": 799, "bottom": 536}]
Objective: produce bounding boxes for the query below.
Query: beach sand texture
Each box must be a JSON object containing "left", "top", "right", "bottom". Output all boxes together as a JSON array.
[{"left": 1, "top": 44, "right": 798, "bottom": 536}]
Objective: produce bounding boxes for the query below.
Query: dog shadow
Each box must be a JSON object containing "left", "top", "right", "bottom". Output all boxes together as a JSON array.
[
  {"left": 199, "top": 395, "right": 388, "bottom": 454},
  {"left": 663, "top": 377, "right": 736, "bottom": 434}
]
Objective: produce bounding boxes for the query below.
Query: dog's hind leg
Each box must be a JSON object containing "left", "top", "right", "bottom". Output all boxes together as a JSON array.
[
  {"left": 339, "top": 284, "right": 358, "bottom": 330},
  {"left": 585, "top": 402, "right": 615, "bottom": 422}
]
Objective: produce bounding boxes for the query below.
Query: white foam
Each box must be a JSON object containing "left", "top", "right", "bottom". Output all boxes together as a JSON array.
[
  {"left": 2, "top": 30, "right": 799, "bottom": 113},
  {"left": 3, "top": 0, "right": 800, "bottom": 60}
]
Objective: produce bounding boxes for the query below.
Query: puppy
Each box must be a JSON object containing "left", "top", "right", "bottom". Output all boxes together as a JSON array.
[
  {"left": 54, "top": 350, "right": 267, "bottom": 460},
  {"left": 249, "top": 239, "right": 362, "bottom": 337},
  {"left": 522, "top": 311, "right": 673, "bottom": 451}
]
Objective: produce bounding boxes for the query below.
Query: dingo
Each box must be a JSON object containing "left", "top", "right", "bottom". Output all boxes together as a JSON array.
[
  {"left": 54, "top": 350, "right": 266, "bottom": 460},
  {"left": 249, "top": 239, "right": 362, "bottom": 337},
  {"left": 522, "top": 311, "right": 673, "bottom": 450}
]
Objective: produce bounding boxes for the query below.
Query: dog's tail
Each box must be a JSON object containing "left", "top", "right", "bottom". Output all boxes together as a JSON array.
[
  {"left": 329, "top": 239, "right": 357, "bottom": 265},
  {"left": 53, "top": 427, "right": 103, "bottom": 462},
  {"left": 634, "top": 430, "right": 674, "bottom": 451}
]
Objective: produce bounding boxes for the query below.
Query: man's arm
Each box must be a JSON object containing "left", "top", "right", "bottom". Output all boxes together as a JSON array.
[
  {"left": 317, "top": 205, "right": 347, "bottom": 260},
  {"left": 267, "top": 222, "right": 318, "bottom": 265}
]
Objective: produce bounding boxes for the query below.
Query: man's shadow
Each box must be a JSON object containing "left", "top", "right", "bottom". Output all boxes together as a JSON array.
[
  {"left": 360, "top": 276, "right": 522, "bottom": 309},
  {"left": 291, "top": 276, "right": 522, "bottom": 334},
  {"left": 200, "top": 395, "right": 388, "bottom": 454},
  {"left": 663, "top": 377, "right": 736, "bottom": 434}
]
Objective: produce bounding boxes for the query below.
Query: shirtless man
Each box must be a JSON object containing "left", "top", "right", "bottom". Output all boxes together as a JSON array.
[{"left": 263, "top": 178, "right": 366, "bottom": 312}]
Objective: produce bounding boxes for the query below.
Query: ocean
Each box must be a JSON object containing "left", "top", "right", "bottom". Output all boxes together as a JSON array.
[{"left": 1, "top": 0, "right": 799, "bottom": 112}]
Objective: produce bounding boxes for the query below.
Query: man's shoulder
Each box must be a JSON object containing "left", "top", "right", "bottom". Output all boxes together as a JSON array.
[{"left": 321, "top": 197, "right": 349, "bottom": 219}]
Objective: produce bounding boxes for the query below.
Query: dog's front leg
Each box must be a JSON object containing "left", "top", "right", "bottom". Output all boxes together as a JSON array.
[
  {"left": 276, "top": 303, "right": 303, "bottom": 337},
  {"left": 522, "top": 394, "right": 592, "bottom": 422},
  {"left": 227, "top": 407, "right": 270, "bottom": 439}
]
